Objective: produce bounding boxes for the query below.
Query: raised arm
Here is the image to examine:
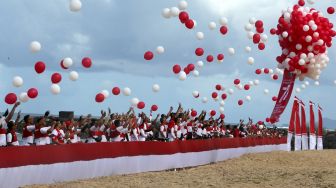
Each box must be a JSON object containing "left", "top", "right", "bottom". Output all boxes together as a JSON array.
[{"left": 6, "top": 102, "right": 20, "bottom": 123}]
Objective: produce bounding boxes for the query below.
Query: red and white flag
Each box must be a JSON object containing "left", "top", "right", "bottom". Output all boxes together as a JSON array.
[
  {"left": 309, "top": 101, "right": 316, "bottom": 150},
  {"left": 287, "top": 97, "right": 299, "bottom": 151},
  {"left": 300, "top": 101, "right": 308, "bottom": 150},
  {"left": 294, "top": 99, "right": 302, "bottom": 151},
  {"left": 317, "top": 105, "right": 323, "bottom": 150}
]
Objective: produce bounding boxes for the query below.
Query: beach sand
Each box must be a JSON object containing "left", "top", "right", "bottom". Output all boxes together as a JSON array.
[{"left": 26, "top": 150, "right": 336, "bottom": 188}]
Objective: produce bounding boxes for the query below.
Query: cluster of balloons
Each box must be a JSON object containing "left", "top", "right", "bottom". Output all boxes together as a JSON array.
[
  {"left": 245, "top": 18, "right": 268, "bottom": 51},
  {"left": 95, "top": 87, "right": 132, "bottom": 103},
  {"left": 273, "top": 3, "right": 335, "bottom": 80}
]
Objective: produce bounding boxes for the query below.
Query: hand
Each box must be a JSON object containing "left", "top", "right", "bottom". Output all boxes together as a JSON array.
[
  {"left": 14, "top": 102, "right": 21, "bottom": 107},
  {"left": 17, "top": 110, "right": 21, "bottom": 119},
  {"left": 108, "top": 108, "right": 111, "bottom": 114},
  {"left": 170, "top": 106, "right": 173, "bottom": 111},
  {"left": 44, "top": 111, "right": 50, "bottom": 117}
]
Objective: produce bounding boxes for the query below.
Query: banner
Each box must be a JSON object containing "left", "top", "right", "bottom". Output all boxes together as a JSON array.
[
  {"left": 294, "top": 103, "right": 302, "bottom": 151},
  {"left": 300, "top": 102, "right": 308, "bottom": 150},
  {"left": 287, "top": 98, "right": 299, "bottom": 151},
  {"left": 317, "top": 105, "right": 323, "bottom": 150},
  {"left": 270, "top": 70, "right": 296, "bottom": 123},
  {"left": 309, "top": 101, "right": 316, "bottom": 150}
]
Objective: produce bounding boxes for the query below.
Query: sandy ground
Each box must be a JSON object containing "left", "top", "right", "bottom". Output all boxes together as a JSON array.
[{"left": 26, "top": 150, "right": 336, "bottom": 188}]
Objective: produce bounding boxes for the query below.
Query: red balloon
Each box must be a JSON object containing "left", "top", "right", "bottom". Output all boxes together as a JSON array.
[
  {"left": 51, "top": 73, "right": 62, "bottom": 84},
  {"left": 273, "top": 74, "right": 279, "bottom": 80},
  {"left": 27, "top": 88, "right": 38, "bottom": 99},
  {"left": 187, "top": 64, "right": 195, "bottom": 71},
  {"left": 151, "top": 105, "right": 158, "bottom": 112},
  {"left": 234, "top": 79, "right": 240, "bottom": 85},
  {"left": 238, "top": 100, "right": 243, "bottom": 106},
  {"left": 191, "top": 110, "right": 197, "bottom": 117},
  {"left": 112, "top": 87, "right": 121, "bottom": 95},
  {"left": 210, "top": 110, "right": 216, "bottom": 117},
  {"left": 172, "top": 64, "right": 182, "bottom": 74},
  {"left": 195, "top": 48, "right": 204, "bottom": 56},
  {"left": 253, "top": 34, "right": 261, "bottom": 44},
  {"left": 258, "top": 43, "right": 265, "bottom": 50},
  {"left": 217, "top": 54, "right": 224, "bottom": 61},
  {"left": 264, "top": 68, "right": 270, "bottom": 74},
  {"left": 220, "top": 26, "right": 228, "bottom": 35},
  {"left": 179, "top": 11, "right": 189, "bottom": 23},
  {"left": 185, "top": 19, "right": 194, "bottom": 29},
  {"left": 255, "top": 20, "right": 263, "bottom": 28},
  {"left": 221, "top": 93, "right": 227, "bottom": 100},
  {"left": 137, "top": 101, "right": 145, "bottom": 109},
  {"left": 215, "top": 84, "right": 222, "bottom": 91},
  {"left": 206, "top": 55, "right": 214, "bottom": 62},
  {"left": 184, "top": 67, "right": 190, "bottom": 74},
  {"left": 256, "top": 27, "right": 264, "bottom": 33},
  {"left": 327, "top": 7, "right": 335, "bottom": 14},
  {"left": 266, "top": 118, "right": 270, "bottom": 123},
  {"left": 82, "top": 57, "right": 92, "bottom": 68},
  {"left": 270, "top": 28, "right": 277, "bottom": 35},
  {"left": 212, "top": 92, "right": 218, "bottom": 99},
  {"left": 144, "top": 51, "right": 154, "bottom": 61},
  {"left": 35, "top": 61, "right": 46, "bottom": 74},
  {"left": 244, "top": 84, "right": 250, "bottom": 90},
  {"left": 298, "top": 0, "right": 305, "bottom": 6},
  {"left": 220, "top": 114, "right": 225, "bottom": 119},
  {"left": 272, "top": 96, "right": 278, "bottom": 101},
  {"left": 60, "top": 60, "right": 68, "bottom": 70},
  {"left": 4, "top": 93, "right": 17, "bottom": 105},
  {"left": 95, "top": 93, "right": 105, "bottom": 103},
  {"left": 255, "top": 69, "right": 262, "bottom": 75}
]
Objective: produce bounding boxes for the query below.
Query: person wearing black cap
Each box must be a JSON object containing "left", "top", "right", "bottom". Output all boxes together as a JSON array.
[{"left": 22, "top": 115, "right": 36, "bottom": 146}]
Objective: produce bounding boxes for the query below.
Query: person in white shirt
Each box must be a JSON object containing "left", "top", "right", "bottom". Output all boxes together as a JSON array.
[
  {"left": 6, "top": 121, "right": 19, "bottom": 146},
  {"left": 0, "top": 102, "right": 20, "bottom": 146}
]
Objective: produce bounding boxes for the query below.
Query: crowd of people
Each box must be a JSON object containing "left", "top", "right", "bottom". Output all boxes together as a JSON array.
[{"left": 0, "top": 102, "right": 286, "bottom": 146}]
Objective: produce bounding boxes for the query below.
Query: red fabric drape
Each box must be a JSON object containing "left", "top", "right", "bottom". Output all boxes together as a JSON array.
[
  {"left": 318, "top": 106, "right": 323, "bottom": 137},
  {"left": 309, "top": 101, "right": 315, "bottom": 135},
  {"left": 301, "top": 102, "right": 307, "bottom": 135}
]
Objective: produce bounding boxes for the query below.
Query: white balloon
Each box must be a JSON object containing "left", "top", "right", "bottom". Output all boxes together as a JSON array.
[
  {"left": 244, "top": 23, "right": 253, "bottom": 31},
  {"left": 63, "top": 57, "right": 73, "bottom": 68},
  {"left": 314, "top": 81, "right": 320, "bottom": 86},
  {"left": 245, "top": 46, "right": 252, "bottom": 53},
  {"left": 196, "top": 32, "right": 204, "bottom": 40},
  {"left": 219, "top": 17, "right": 228, "bottom": 26},
  {"left": 219, "top": 107, "right": 225, "bottom": 114},
  {"left": 247, "top": 57, "right": 254, "bottom": 65},
  {"left": 208, "top": 22, "right": 217, "bottom": 30},
  {"left": 264, "top": 89, "right": 269, "bottom": 94},
  {"left": 162, "top": 8, "right": 171, "bottom": 19},
  {"left": 301, "top": 84, "right": 306, "bottom": 89},
  {"left": 295, "top": 88, "right": 301, "bottom": 93},
  {"left": 247, "top": 31, "right": 254, "bottom": 39},
  {"left": 156, "top": 46, "right": 165, "bottom": 54},
  {"left": 254, "top": 80, "right": 260, "bottom": 85},
  {"left": 192, "top": 91, "right": 199, "bottom": 98},
  {"left": 51, "top": 84, "right": 61, "bottom": 95},
  {"left": 220, "top": 100, "right": 225, "bottom": 107},
  {"left": 246, "top": 95, "right": 252, "bottom": 101},
  {"left": 131, "top": 98, "right": 140, "bottom": 106},
  {"left": 197, "top": 61, "right": 204, "bottom": 68},
  {"left": 123, "top": 87, "right": 132, "bottom": 96},
  {"left": 261, "top": 34, "right": 268, "bottom": 42},
  {"left": 69, "top": 71, "right": 79, "bottom": 81},
  {"left": 192, "top": 70, "right": 199, "bottom": 77},
  {"left": 12, "top": 76, "right": 23, "bottom": 87},
  {"left": 249, "top": 17, "right": 257, "bottom": 24},
  {"left": 170, "top": 7, "right": 180, "bottom": 17},
  {"left": 69, "top": 0, "right": 82, "bottom": 12},
  {"left": 228, "top": 48, "right": 235, "bottom": 55},
  {"left": 178, "top": 1, "right": 188, "bottom": 10},
  {"left": 304, "top": 81, "right": 310, "bottom": 86},
  {"left": 30, "top": 41, "right": 41, "bottom": 53},
  {"left": 237, "top": 84, "right": 243, "bottom": 90},
  {"left": 228, "top": 88, "right": 234, "bottom": 95},
  {"left": 178, "top": 71, "right": 187, "bottom": 81},
  {"left": 101, "top": 90, "right": 110, "bottom": 98},
  {"left": 202, "top": 97, "right": 208, "bottom": 103},
  {"left": 152, "top": 84, "right": 160, "bottom": 92},
  {"left": 19, "top": 92, "right": 29, "bottom": 103}
]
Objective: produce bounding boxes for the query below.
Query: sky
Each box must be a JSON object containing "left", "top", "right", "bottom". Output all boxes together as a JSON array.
[{"left": 0, "top": 0, "right": 335, "bottom": 124}]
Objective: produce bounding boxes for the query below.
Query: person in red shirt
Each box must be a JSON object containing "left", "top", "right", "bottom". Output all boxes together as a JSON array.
[
  {"left": 232, "top": 125, "right": 240, "bottom": 138},
  {"left": 6, "top": 121, "right": 19, "bottom": 146},
  {"left": 22, "top": 115, "right": 35, "bottom": 146}
]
